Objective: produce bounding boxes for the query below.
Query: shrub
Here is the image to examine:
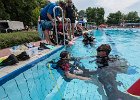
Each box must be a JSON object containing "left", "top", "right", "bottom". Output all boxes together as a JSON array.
[{"left": 0, "top": 31, "right": 41, "bottom": 49}]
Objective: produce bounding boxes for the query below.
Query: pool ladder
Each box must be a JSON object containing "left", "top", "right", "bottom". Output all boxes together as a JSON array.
[{"left": 53, "top": 6, "right": 72, "bottom": 45}]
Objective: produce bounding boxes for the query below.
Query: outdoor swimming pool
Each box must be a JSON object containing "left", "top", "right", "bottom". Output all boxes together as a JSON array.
[{"left": 0, "top": 29, "right": 140, "bottom": 100}]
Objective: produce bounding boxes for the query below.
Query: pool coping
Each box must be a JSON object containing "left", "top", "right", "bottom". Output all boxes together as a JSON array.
[{"left": 0, "top": 45, "right": 65, "bottom": 86}]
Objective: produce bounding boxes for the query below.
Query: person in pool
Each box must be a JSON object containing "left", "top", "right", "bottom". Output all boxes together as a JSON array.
[
  {"left": 82, "top": 32, "right": 95, "bottom": 44},
  {"left": 89, "top": 44, "right": 111, "bottom": 68},
  {"left": 79, "top": 44, "right": 137, "bottom": 100},
  {"left": 57, "top": 51, "right": 91, "bottom": 80}
]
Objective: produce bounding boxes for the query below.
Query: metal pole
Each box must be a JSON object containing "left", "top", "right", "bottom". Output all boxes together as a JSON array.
[
  {"left": 53, "top": 6, "right": 58, "bottom": 45},
  {"left": 62, "top": 9, "right": 65, "bottom": 45},
  {"left": 67, "top": 18, "right": 72, "bottom": 40},
  {"left": 53, "top": 6, "right": 65, "bottom": 45}
]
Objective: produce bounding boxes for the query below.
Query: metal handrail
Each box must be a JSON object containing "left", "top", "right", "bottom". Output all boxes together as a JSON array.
[
  {"left": 66, "top": 18, "right": 72, "bottom": 39},
  {"left": 53, "top": 6, "right": 65, "bottom": 45}
]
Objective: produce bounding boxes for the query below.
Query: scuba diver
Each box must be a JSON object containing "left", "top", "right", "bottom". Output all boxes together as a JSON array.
[
  {"left": 48, "top": 51, "right": 92, "bottom": 80},
  {"left": 82, "top": 32, "right": 95, "bottom": 45},
  {"left": 87, "top": 44, "right": 138, "bottom": 100},
  {"left": 89, "top": 44, "right": 111, "bottom": 68},
  {"left": 48, "top": 44, "right": 138, "bottom": 100}
]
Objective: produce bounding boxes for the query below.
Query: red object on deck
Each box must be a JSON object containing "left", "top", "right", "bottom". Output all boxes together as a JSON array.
[
  {"left": 127, "top": 79, "right": 140, "bottom": 96},
  {"left": 99, "top": 24, "right": 108, "bottom": 28}
]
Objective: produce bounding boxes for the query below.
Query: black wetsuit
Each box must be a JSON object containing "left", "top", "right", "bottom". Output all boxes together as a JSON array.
[
  {"left": 83, "top": 36, "right": 94, "bottom": 44},
  {"left": 96, "top": 56, "right": 109, "bottom": 68},
  {"left": 65, "top": 4, "right": 76, "bottom": 23}
]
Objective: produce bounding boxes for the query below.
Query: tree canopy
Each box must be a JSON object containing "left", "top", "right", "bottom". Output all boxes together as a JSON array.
[
  {"left": 107, "top": 11, "right": 123, "bottom": 25},
  {"left": 125, "top": 11, "right": 139, "bottom": 23},
  {"left": 85, "top": 7, "right": 105, "bottom": 25},
  {"left": 106, "top": 11, "right": 140, "bottom": 25},
  {"left": 0, "top": 0, "right": 47, "bottom": 26}
]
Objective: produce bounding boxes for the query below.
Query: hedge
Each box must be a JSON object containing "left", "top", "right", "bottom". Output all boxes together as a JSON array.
[{"left": 0, "top": 31, "right": 41, "bottom": 49}]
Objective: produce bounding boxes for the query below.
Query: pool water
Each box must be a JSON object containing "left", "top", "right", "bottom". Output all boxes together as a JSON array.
[
  {"left": 0, "top": 29, "right": 140, "bottom": 100},
  {"left": 64, "top": 29, "right": 140, "bottom": 100},
  {"left": 103, "top": 29, "right": 140, "bottom": 94}
]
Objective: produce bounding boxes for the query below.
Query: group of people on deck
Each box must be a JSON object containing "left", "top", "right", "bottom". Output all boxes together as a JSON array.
[{"left": 39, "top": 0, "right": 82, "bottom": 45}]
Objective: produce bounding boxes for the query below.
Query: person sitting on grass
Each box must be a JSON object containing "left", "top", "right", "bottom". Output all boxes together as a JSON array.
[{"left": 57, "top": 51, "right": 91, "bottom": 80}]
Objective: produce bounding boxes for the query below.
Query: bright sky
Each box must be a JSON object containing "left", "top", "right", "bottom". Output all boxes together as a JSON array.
[{"left": 50, "top": 0, "right": 140, "bottom": 17}]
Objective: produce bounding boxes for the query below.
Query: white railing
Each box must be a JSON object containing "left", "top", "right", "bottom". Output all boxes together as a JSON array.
[{"left": 53, "top": 6, "right": 65, "bottom": 45}]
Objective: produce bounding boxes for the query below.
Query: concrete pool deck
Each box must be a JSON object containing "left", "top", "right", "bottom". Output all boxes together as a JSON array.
[{"left": 0, "top": 45, "right": 61, "bottom": 78}]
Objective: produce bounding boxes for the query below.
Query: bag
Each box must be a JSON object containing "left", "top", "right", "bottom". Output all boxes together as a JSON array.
[
  {"left": 16, "top": 51, "right": 30, "bottom": 61},
  {"left": 0, "top": 54, "right": 19, "bottom": 66}
]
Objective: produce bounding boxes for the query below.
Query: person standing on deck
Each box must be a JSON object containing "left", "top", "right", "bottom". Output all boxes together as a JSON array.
[
  {"left": 40, "top": 1, "right": 66, "bottom": 45},
  {"left": 65, "top": 0, "right": 77, "bottom": 39}
]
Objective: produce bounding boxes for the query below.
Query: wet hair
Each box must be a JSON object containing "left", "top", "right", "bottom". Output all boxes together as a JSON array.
[
  {"left": 97, "top": 44, "right": 111, "bottom": 56},
  {"left": 83, "top": 32, "right": 88, "bottom": 39},
  {"left": 60, "top": 51, "right": 69, "bottom": 59}
]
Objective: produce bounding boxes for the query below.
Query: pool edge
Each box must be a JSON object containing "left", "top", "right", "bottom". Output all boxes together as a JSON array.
[{"left": 0, "top": 46, "right": 65, "bottom": 86}]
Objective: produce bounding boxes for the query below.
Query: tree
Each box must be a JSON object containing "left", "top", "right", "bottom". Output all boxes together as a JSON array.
[
  {"left": 36, "top": 0, "right": 48, "bottom": 8},
  {"left": 0, "top": 0, "right": 48, "bottom": 26},
  {"left": 115, "top": 11, "right": 123, "bottom": 24},
  {"left": 86, "top": 7, "right": 105, "bottom": 25},
  {"left": 78, "top": 10, "right": 86, "bottom": 18},
  {"left": 125, "top": 11, "right": 139, "bottom": 23},
  {"left": 107, "top": 11, "right": 123, "bottom": 25},
  {"left": 96, "top": 7, "right": 105, "bottom": 25},
  {"left": 0, "top": 1, "right": 10, "bottom": 20},
  {"left": 1, "top": 0, "right": 37, "bottom": 26},
  {"left": 107, "top": 11, "right": 140, "bottom": 25},
  {"left": 32, "top": 0, "right": 48, "bottom": 26},
  {"left": 86, "top": 7, "right": 96, "bottom": 22},
  {"left": 32, "top": 7, "right": 40, "bottom": 26}
]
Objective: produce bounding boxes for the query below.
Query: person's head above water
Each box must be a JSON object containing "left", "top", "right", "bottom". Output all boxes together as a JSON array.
[
  {"left": 60, "top": 51, "right": 70, "bottom": 59},
  {"left": 97, "top": 44, "right": 111, "bottom": 57}
]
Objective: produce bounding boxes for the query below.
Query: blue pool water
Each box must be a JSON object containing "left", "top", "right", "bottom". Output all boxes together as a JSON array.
[{"left": 0, "top": 29, "right": 140, "bottom": 100}]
